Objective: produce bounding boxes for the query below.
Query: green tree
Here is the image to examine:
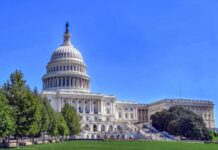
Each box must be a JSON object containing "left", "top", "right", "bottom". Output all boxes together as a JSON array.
[
  {"left": 61, "top": 104, "right": 81, "bottom": 135},
  {"left": 49, "top": 112, "right": 59, "bottom": 137},
  {"left": 56, "top": 112, "right": 69, "bottom": 136},
  {"left": 41, "top": 96, "right": 56, "bottom": 135},
  {"left": 167, "top": 120, "right": 180, "bottom": 136},
  {"left": 27, "top": 90, "right": 43, "bottom": 136},
  {"left": 32, "top": 88, "right": 50, "bottom": 133},
  {"left": 0, "top": 90, "right": 15, "bottom": 138},
  {"left": 2, "top": 70, "right": 41, "bottom": 137},
  {"left": 151, "top": 106, "right": 211, "bottom": 141}
]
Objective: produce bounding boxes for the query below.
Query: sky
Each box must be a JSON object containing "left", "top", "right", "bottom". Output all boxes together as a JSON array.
[{"left": 0, "top": 0, "right": 217, "bottom": 127}]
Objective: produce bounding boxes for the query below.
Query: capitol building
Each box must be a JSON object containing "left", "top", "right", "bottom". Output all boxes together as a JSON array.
[{"left": 42, "top": 23, "right": 215, "bottom": 139}]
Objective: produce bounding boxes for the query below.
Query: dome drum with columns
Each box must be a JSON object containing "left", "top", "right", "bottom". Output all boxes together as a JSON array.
[
  {"left": 42, "top": 23, "right": 215, "bottom": 139},
  {"left": 42, "top": 22, "right": 90, "bottom": 93}
]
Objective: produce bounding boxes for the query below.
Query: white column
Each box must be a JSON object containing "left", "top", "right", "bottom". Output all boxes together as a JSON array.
[
  {"left": 50, "top": 78, "right": 53, "bottom": 87},
  {"left": 83, "top": 100, "right": 86, "bottom": 114},
  {"left": 89, "top": 99, "right": 91, "bottom": 114},
  {"left": 72, "top": 77, "right": 74, "bottom": 87},
  {"left": 65, "top": 77, "right": 67, "bottom": 87},
  {"left": 98, "top": 100, "right": 100, "bottom": 114},
  {"left": 90, "top": 99, "right": 93, "bottom": 114},
  {"left": 110, "top": 102, "right": 113, "bottom": 115},
  {"left": 47, "top": 79, "right": 49, "bottom": 88},
  {"left": 76, "top": 99, "right": 79, "bottom": 113},
  {"left": 101, "top": 100, "right": 103, "bottom": 114},
  {"left": 57, "top": 77, "right": 59, "bottom": 87},
  {"left": 60, "top": 77, "right": 63, "bottom": 87},
  {"left": 81, "top": 78, "right": 84, "bottom": 88},
  {"left": 134, "top": 108, "right": 137, "bottom": 120},
  {"left": 141, "top": 110, "right": 143, "bottom": 122},
  {"left": 69, "top": 77, "right": 71, "bottom": 87},
  {"left": 77, "top": 78, "right": 79, "bottom": 88}
]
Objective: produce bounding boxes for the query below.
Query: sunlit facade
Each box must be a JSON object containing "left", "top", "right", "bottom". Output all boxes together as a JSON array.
[{"left": 42, "top": 23, "right": 215, "bottom": 139}]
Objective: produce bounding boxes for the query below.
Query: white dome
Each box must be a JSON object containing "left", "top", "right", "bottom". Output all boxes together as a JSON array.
[
  {"left": 42, "top": 22, "right": 90, "bottom": 93},
  {"left": 51, "top": 45, "right": 83, "bottom": 62}
]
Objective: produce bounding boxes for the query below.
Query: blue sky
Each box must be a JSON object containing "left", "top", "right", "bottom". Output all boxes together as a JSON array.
[{"left": 0, "top": 0, "right": 217, "bottom": 127}]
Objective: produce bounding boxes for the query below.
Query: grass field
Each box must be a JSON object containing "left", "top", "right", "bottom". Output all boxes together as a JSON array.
[
  {"left": 213, "top": 136, "right": 218, "bottom": 142},
  {"left": 1, "top": 141, "right": 218, "bottom": 150}
]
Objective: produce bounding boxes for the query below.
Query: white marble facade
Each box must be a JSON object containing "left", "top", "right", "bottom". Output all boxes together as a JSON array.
[{"left": 42, "top": 23, "right": 215, "bottom": 139}]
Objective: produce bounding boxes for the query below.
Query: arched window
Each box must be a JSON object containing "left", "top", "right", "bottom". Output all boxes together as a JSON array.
[
  {"left": 119, "top": 113, "right": 122, "bottom": 118},
  {"left": 94, "top": 108, "right": 97, "bottom": 114},
  {"left": 125, "top": 113, "right": 128, "bottom": 118},
  {"left": 108, "top": 125, "right": 113, "bottom": 132},
  {"left": 85, "top": 106, "right": 89, "bottom": 113},
  {"left": 93, "top": 125, "right": 97, "bottom": 132},
  {"left": 131, "top": 113, "right": 134, "bottom": 119},
  {"left": 79, "top": 107, "right": 82, "bottom": 113},
  {"left": 117, "top": 126, "right": 122, "bottom": 132},
  {"left": 85, "top": 124, "right": 90, "bottom": 131},
  {"left": 101, "top": 125, "right": 105, "bottom": 132},
  {"left": 107, "top": 108, "right": 110, "bottom": 114}
]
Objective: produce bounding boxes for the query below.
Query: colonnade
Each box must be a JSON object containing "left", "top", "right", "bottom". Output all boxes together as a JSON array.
[
  {"left": 47, "top": 64, "right": 86, "bottom": 74},
  {"left": 116, "top": 108, "right": 138, "bottom": 120},
  {"left": 43, "top": 76, "right": 89, "bottom": 90},
  {"left": 60, "top": 99, "right": 114, "bottom": 115},
  {"left": 138, "top": 109, "right": 148, "bottom": 123}
]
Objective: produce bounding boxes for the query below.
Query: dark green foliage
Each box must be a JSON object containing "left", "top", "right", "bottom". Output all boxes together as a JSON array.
[
  {"left": 1, "top": 70, "right": 75, "bottom": 138},
  {"left": 49, "top": 112, "right": 59, "bottom": 136},
  {"left": 56, "top": 112, "right": 69, "bottom": 136},
  {"left": 151, "top": 106, "right": 211, "bottom": 141},
  {"left": 32, "top": 89, "right": 50, "bottom": 133},
  {"left": 2, "top": 70, "right": 43, "bottom": 137},
  {"left": 48, "top": 111, "right": 69, "bottom": 137},
  {"left": 0, "top": 90, "right": 15, "bottom": 137},
  {"left": 41, "top": 96, "right": 58, "bottom": 135},
  {"left": 61, "top": 104, "right": 81, "bottom": 135}
]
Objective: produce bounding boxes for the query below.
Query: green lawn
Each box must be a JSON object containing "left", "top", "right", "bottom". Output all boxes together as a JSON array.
[
  {"left": 213, "top": 136, "right": 218, "bottom": 142},
  {"left": 1, "top": 141, "right": 218, "bottom": 150}
]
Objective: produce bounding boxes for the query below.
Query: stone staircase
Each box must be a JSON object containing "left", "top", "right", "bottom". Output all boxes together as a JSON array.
[{"left": 139, "top": 123, "right": 176, "bottom": 140}]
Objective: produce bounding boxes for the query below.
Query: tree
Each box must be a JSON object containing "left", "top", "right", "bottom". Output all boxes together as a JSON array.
[
  {"left": 167, "top": 120, "right": 180, "bottom": 136},
  {"left": 2, "top": 70, "right": 41, "bottom": 137},
  {"left": 150, "top": 112, "right": 164, "bottom": 131},
  {"left": 0, "top": 90, "right": 15, "bottom": 138},
  {"left": 41, "top": 96, "right": 56, "bottom": 135},
  {"left": 61, "top": 104, "right": 81, "bottom": 135},
  {"left": 49, "top": 112, "right": 59, "bottom": 137},
  {"left": 151, "top": 106, "right": 211, "bottom": 141},
  {"left": 27, "top": 90, "right": 43, "bottom": 137},
  {"left": 56, "top": 113, "right": 69, "bottom": 137},
  {"left": 32, "top": 88, "right": 50, "bottom": 134}
]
